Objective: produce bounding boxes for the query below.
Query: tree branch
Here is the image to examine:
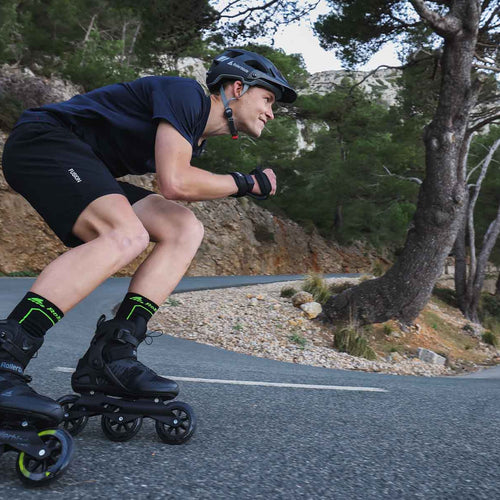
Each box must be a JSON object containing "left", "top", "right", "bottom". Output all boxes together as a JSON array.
[
  {"left": 409, "top": 0, "right": 461, "bottom": 37},
  {"left": 468, "top": 113, "right": 500, "bottom": 135},
  {"left": 218, "top": 0, "right": 280, "bottom": 19},
  {"left": 379, "top": 166, "right": 423, "bottom": 185}
]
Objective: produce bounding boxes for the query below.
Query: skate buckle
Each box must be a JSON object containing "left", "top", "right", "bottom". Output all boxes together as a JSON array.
[{"left": 39, "top": 449, "right": 46, "bottom": 457}]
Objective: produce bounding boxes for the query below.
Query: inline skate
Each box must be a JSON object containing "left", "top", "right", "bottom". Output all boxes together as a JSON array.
[
  {"left": 0, "top": 319, "right": 74, "bottom": 486},
  {"left": 58, "top": 315, "right": 196, "bottom": 444}
]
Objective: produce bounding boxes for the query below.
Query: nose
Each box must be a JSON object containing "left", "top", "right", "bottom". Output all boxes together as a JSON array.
[{"left": 266, "top": 107, "right": 274, "bottom": 121}]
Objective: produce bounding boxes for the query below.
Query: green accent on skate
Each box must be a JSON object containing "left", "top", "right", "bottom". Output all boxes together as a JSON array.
[
  {"left": 18, "top": 452, "right": 29, "bottom": 477},
  {"left": 38, "top": 429, "right": 56, "bottom": 436},
  {"left": 19, "top": 308, "right": 56, "bottom": 326},
  {"left": 27, "top": 297, "right": 45, "bottom": 307},
  {"left": 126, "top": 304, "right": 157, "bottom": 320}
]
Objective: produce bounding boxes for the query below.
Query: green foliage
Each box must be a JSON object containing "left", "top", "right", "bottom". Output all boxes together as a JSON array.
[
  {"left": 280, "top": 286, "right": 298, "bottom": 298},
  {"left": 314, "top": 0, "right": 414, "bottom": 67},
  {"left": 0, "top": 0, "right": 216, "bottom": 89},
  {"left": 383, "top": 323, "right": 393, "bottom": 335},
  {"left": 241, "top": 44, "right": 309, "bottom": 90},
  {"left": 0, "top": 92, "right": 24, "bottom": 130},
  {"left": 432, "top": 287, "right": 457, "bottom": 308},
  {"left": 329, "top": 281, "right": 354, "bottom": 294},
  {"left": 64, "top": 31, "right": 137, "bottom": 89},
  {"left": 0, "top": 269, "right": 38, "bottom": 277},
  {"left": 334, "top": 327, "right": 377, "bottom": 360},
  {"left": 302, "top": 274, "right": 331, "bottom": 305},
  {"left": 0, "top": 0, "right": 23, "bottom": 62},
  {"left": 482, "top": 331, "right": 498, "bottom": 348},
  {"left": 254, "top": 224, "right": 275, "bottom": 243},
  {"left": 480, "top": 294, "right": 500, "bottom": 322},
  {"left": 288, "top": 332, "right": 307, "bottom": 349}
]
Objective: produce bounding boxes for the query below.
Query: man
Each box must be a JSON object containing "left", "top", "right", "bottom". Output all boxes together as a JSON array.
[{"left": 0, "top": 48, "right": 297, "bottom": 429}]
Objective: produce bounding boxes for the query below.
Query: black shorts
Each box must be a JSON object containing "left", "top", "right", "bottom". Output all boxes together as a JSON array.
[{"left": 2, "top": 122, "right": 155, "bottom": 247}]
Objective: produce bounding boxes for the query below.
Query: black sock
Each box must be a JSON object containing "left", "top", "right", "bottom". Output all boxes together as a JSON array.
[
  {"left": 8, "top": 292, "right": 64, "bottom": 337},
  {"left": 115, "top": 292, "right": 159, "bottom": 326}
]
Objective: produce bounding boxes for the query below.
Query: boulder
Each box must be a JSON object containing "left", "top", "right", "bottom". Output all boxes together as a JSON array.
[
  {"left": 291, "top": 291, "right": 314, "bottom": 307},
  {"left": 300, "top": 301, "right": 322, "bottom": 319},
  {"left": 417, "top": 348, "right": 446, "bottom": 366}
]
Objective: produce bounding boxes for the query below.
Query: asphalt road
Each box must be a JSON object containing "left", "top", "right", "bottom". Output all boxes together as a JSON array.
[{"left": 1, "top": 277, "right": 499, "bottom": 499}]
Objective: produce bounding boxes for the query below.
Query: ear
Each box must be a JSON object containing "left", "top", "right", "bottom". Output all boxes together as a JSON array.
[{"left": 231, "top": 80, "right": 244, "bottom": 98}]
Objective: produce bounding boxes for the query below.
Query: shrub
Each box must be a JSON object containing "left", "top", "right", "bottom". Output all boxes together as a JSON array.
[
  {"left": 333, "top": 327, "right": 377, "bottom": 360},
  {"left": 482, "top": 331, "right": 498, "bottom": 347},
  {"left": 289, "top": 332, "right": 307, "bottom": 349},
  {"left": 0, "top": 91, "right": 24, "bottom": 130},
  {"left": 302, "top": 273, "right": 331, "bottom": 305},
  {"left": 329, "top": 281, "right": 354, "bottom": 295},
  {"left": 254, "top": 223, "right": 275, "bottom": 243},
  {"left": 432, "top": 287, "right": 457, "bottom": 308},
  {"left": 280, "top": 286, "right": 297, "bottom": 298},
  {"left": 480, "top": 295, "right": 500, "bottom": 321}
]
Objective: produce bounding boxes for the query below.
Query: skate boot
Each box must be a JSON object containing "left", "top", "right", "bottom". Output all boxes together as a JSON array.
[
  {"left": 0, "top": 319, "right": 74, "bottom": 486},
  {"left": 59, "top": 316, "right": 195, "bottom": 444}
]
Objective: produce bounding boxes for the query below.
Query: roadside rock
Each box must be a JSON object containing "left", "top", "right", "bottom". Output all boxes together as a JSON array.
[
  {"left": 417, "top": 348, "right": 447, "bottom": 366},
  {"left": 300, "top": 301, "right": 322, "bottom": 319},
  {"left": 292, "top": 291, "right": 314, "bottom": 307}
]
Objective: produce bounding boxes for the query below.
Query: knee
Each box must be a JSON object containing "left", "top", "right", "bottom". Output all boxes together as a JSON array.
[
  {"left": 176, "top": 209, "right": 204, "bottom": 249},
  {"left": 159, "top": 207, "right": 204, "bottom": 249},
  {"left": 106, "top": 223, "right": 150, "bottom": 262}
]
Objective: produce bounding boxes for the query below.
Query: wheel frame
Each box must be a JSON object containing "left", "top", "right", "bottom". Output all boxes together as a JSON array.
[
  {"left": 57, "top": 394, "right": 89, "bottom": 436},
  {"left": 16, "top": 428, "right": 74, "bottom": 487},
  {"left": 155, "top": 401, "right": 196, "bottom": 445},
  {"left": 101, "top": 414, "right": 143, "bottom": 442}
]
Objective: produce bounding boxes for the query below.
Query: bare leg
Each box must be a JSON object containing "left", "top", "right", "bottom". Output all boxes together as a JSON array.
[
  {"left": 30, "top": 194, "right": 149, "bottom": 312},
  {"left": 127, "top": 194, "right": 204, "bottom": 304}
]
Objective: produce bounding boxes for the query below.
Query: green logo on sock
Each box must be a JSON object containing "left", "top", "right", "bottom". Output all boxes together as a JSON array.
[
  {"left": 28, "top": 297, "right": 45, "bottom": 307},
  {"left": 130, "top": 296, "right": 144, "bottom": 304}
]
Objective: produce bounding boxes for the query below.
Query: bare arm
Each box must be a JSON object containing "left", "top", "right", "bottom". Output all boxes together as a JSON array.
[
  {"left": 155, "top": 121, "right": 238, "bottom": 201},
  {"left": 155, "top": 121, "right": 276, "bottom": 201}
]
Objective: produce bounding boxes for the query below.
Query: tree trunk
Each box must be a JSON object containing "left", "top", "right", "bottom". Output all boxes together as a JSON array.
[
  {"left": 323, "top": 1, "right": 480, "bottom": 325},
  {"left": 460, "top": 138, "right": 500, "bottom": 322},
  {"left": 464, "top": 204, "right": 500, "bottom": 322},
  {"left": 453, "top": 217, "right": 467, "bottom": 313}
]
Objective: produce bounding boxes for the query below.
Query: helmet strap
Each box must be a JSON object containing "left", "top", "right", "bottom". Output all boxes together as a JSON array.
[{"left": 220, "top": 83, "right": 250, "bottom": 140}]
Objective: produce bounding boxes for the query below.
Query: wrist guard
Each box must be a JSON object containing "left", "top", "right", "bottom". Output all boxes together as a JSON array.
[
  {"left": 229, "top": 172, "right": 255, "bottom": 197},
  {"left": 248, "top": 167, "right": 272, "bottom": 200}
]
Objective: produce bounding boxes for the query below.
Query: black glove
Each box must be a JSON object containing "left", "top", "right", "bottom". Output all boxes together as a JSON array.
[{"left": 248, "top": 167, "right": 272, "bottom": 200}]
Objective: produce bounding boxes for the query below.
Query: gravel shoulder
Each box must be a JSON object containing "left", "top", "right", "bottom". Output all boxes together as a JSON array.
[{"left": 151, "top": 279, "right": 462, "bottom": 377}]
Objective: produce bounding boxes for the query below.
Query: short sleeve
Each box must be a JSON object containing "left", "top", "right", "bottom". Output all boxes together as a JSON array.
[{"left": 150, "top": 79, "right": 207, "bottom": 147}]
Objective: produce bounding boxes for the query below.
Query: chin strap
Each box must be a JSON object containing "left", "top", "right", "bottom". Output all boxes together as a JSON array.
[{"left": 219, "top": 83, "right": 249, "bottom": 140}]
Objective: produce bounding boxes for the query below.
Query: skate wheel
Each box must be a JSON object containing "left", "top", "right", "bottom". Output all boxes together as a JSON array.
[
  {"left": 16, "top": 428, "right": 74, "bottom": 487},
  {"left": 155, "top": 401, "right": 196, "bottom": 445},
  {"left": 101, "top": 415, "right": 143, "bottom": 442},
  {"left": 57, "top": 394, "right": 89, "bottom": 436}
]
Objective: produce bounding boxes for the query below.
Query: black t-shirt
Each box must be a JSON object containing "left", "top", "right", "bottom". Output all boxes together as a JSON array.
[{"left": 16, "top": 76, "right": 211, "bottom": 177}]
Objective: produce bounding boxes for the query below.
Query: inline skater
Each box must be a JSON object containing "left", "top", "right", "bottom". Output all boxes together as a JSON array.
[{"left": 0, "top": 48, "right": 297, "bottom": 459}]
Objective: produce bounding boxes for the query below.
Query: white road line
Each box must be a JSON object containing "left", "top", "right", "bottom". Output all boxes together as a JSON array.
[{"left": 53, "top": 367, "right": 388, "bottom": 393}]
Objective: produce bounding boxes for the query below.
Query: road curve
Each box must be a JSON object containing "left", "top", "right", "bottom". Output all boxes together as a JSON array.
[{"left": 0, "top": 277, "right": 499, "bottom": 499}]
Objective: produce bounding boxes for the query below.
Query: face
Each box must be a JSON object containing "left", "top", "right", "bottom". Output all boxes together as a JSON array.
[{"left": 233, "top": 86, "right": 275, "bottom": 138}]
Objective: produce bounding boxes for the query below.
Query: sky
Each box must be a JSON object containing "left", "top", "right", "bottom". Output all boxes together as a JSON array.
[
  {"left": 273, "top": 24, "right": 400, "bottom": 74},
  {"left": 257, "top": 1, "right": 401, "bottom": 74}
]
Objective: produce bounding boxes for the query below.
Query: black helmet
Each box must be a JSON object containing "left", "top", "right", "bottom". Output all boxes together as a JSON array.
[{"left": 206, "top": 48, "right": 297, "bottom": 103}]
